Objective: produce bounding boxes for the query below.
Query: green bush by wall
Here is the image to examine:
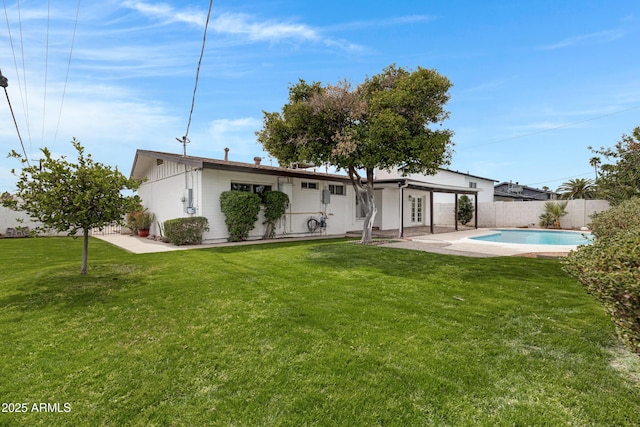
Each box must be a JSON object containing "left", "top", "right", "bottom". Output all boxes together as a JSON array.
[
  {"left": 164, "top": 216, "right": 209, "bottom": 246},
  {"left": 219, "top": 191, "right": 261, "bottom": 242}
]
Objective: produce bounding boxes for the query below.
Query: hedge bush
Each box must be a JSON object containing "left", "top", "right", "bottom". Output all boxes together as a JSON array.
[
  {"left": 563, "top": 198, "right": 640, "bottom": 355},
  {"left": 220, "top": 191, "right": 261, "bottom": 242},
  {"left": 588, "top": 197, "right": 640, "bottom": 239},
  {"left": 164, "top": 216, "right": 209, "bottom": 246},
  {"left": 263, "top": 190, "right": 289, "bottom": 239}
]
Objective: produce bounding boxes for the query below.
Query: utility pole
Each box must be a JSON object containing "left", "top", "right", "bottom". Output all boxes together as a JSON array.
[
  {"left": 176, "top": 136, "right": 190, "bottom": 157},
  {"left": 0, "top": 69, "right": 8, "bottom": 88}
]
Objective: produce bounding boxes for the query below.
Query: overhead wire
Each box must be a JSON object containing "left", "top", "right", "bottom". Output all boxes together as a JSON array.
[
  {"left": 41, "top": 0, "right": 51, "bottom": 145},
  {"left": 466, "top": 104, "right": 640, "bottom": 149},
  {"left": 2, "top": 69, "right": 30, "bottom": 166},
  {"left": 182, "top": 0, "right": 213, "bottom": 144},
  {"left": 54, "top": 0, "right": 82, "bottom": 144}
]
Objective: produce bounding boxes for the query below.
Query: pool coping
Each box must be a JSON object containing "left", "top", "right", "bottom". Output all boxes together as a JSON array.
[{"left": 406, "top": 228, "right": 589, "bottom": 257}]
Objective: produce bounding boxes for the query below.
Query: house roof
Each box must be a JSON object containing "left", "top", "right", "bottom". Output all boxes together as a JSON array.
[
  {"left": 131, "top": 150, "right": 486, "bottom": 196},
  {"left": 494, "top": 181, "right": 558, "bottom": 201},
  {"left": 131, "top": 150, "right": 354, "bottom": 182},
  {"left": 373, "top": 179, "right": 481, "bottom": 195}
]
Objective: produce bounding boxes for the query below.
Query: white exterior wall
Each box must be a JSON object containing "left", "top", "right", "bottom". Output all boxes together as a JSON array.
[
  {"left": 376, "top": 168, "right": 495, "bottom": 203},
  {"left": 155, "top": 167, "right": 360, "bottom": 242},
  {"left": 137, "top": 164, "right": 199, "bottom": 236}
]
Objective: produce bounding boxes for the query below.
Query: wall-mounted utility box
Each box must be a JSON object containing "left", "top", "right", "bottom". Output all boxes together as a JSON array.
[{"left": 322, "top": 189, "right": 331, "bottom": 205}]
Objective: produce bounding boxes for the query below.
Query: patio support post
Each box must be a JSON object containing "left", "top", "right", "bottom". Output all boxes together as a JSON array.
[
  {"left": 399, "top": 185, "right": 405, "bottom": 238},
  {"left": 429, "top": 191, "right": 434, "bottom": 234},
  {"left": 474, "top": 192, "right": 478, "bottom": 229},
  {"left": 454, "top": 192, "right": 459, "bottom": 231}
]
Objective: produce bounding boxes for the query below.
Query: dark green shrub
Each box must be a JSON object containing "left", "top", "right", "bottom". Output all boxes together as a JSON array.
[
  {"left": 588, "top": 198, "right": 640, "bottom": 239},
  {"left": 220, "top": 191, "right": 261, "bottom": 242},
  {"left": 263, "top": 191, "right": 289, "bottom": 239},
  {"left": 164, "top": 216, "right": 209, "bottom": 245},
  {"left": 456, "top": 195, "right": 473, "bottom": 225},
  {"left": 564, "top": 198, "right": 640, "bottom": 355}
]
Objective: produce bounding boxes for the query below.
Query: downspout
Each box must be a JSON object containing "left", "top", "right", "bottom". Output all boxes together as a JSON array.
[{"left": 398, "top": 181, "right": 409, "bottom": 238}]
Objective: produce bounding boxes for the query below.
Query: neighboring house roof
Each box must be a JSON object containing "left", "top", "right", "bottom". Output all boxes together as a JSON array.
[
  {"left": 439, "top": 168, "right": 499, "bottom": 183},
  {"left": 131, "top": 150, "right": 353, "bottom": 183},
  {"left": 494, "top": 182, "right": 558, "bottom": 201}
]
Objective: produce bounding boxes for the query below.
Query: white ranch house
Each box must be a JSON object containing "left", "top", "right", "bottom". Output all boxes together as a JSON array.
[{"left": 130, "top": 150, "right": 494, "bottom": 242}]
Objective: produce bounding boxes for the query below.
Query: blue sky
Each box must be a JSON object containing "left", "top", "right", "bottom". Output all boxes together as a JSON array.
[{"left": 1, "top": 0, "right": 639, "bottom": 192}]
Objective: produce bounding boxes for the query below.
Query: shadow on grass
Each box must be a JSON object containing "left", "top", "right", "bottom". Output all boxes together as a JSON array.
[{"left": 1, "top": 263, "right": 143, "bottom": 312}]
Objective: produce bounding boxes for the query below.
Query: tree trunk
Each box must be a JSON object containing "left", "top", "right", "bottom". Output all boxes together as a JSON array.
[
  {"left": 81, "top": 228, "right": 89, "bottom": 275},
  {"left": 348, "top": 166, "right": 377, "bottom": 244}
]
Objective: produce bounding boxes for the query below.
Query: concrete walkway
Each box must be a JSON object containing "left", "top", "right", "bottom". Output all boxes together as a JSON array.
[
  {"left": 92, "top": 233, "right": 342, "bottom": 254},
  {"left": 94, "top": 228, "right": 576, "bottom": 258}
]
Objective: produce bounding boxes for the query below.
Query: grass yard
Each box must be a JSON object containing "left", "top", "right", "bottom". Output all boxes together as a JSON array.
[{"left": 0, "top": 237, "right": 639, "bottom": 426}]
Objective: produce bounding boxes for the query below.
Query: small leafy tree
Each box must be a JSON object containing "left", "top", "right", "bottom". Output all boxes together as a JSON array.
[
  {"left": 219, "top": 191, "right": 261, "bottom": 241},
  {"left": 456, "top": 195, "right": 474, "bottom": 226},
  {"left": 257, "top": 64, "right": 454, "bottom": 243},
  {"left": 589, "top": 126, "right": 640, "bottom": 204},
  {"left": 262, "top": 191, "right": 289, "bottom": 239},
  {"left": 539, "top": 201, "right": 568, "bottom": 229},
  {"left": 2, "top": 138, "right": 141, "bottom": 274}
]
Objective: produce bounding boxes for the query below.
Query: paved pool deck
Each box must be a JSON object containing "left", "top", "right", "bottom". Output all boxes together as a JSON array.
[{"left": 94, "top": 228, "right": 583, "bottom": 258}]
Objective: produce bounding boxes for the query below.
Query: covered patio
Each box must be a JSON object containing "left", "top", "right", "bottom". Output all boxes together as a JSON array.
[{"left": 372, "top": 178, "right": 481, "bottom": 238}]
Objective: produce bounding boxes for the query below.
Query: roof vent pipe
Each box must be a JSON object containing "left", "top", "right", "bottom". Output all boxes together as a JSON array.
[
  {"left": 254, "top": 156, "right": 262, "bottom": 165},
  {"left": 224, "top": 147, "right": 229, "bottom": 162}
]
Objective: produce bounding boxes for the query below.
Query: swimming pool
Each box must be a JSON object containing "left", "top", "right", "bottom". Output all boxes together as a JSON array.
[{"left": 470, "top": 229, "right": 592, "bottom": 246}]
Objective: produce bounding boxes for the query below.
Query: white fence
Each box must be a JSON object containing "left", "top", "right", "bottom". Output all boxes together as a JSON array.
[{"left": 434, "top": 199, "right": 610, "bottom": 229}]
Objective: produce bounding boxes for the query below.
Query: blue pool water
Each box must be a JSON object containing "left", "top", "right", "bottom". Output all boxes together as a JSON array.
[{"left": 471, "top": 229, "right": 592, "bottom": 245}]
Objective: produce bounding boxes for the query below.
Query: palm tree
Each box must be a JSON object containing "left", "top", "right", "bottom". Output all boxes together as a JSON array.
[
  {"left": 557, "top": 178, "right": 596, "bottom": 200},
  {"left": 539, "top": 201, "right": 568, "bottom": 229},
  {"left": 589, "top": 156, "right": 601, "bottom": 180}
]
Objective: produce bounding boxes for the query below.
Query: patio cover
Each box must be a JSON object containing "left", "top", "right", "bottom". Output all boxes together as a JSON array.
[{"left": 373, "top": 178, "right": 481, "bottom": 237}]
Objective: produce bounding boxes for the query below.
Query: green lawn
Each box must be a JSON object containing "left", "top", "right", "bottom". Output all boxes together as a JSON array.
[{"left": 1, "top": 237, "right": 638, "bottom": 426}]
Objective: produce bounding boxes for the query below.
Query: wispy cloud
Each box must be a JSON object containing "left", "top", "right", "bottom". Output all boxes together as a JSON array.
[
  {"left": 121, "top": 1, "right": 206, "bottom": 27},
  {"left": 540, "top": 29, "right": 624, "bottom": 50},
  {"left": 121, "top": 1, "right": 363, "bottom": 51}
]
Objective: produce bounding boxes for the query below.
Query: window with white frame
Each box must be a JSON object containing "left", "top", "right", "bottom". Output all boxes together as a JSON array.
[
  {"left": 230, "top": 182, "right": 272, "bottom": 202},
  {"left": 301, "top": 181, "right": 319, "bottom": 190},
  {"left": 469, "top": 181, "right": 477, "bottom": 188},
  {"left": 328, "top": 184, "right": 345, "bottom": 195}
]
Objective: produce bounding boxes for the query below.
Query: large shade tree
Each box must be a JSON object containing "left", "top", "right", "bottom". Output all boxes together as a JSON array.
[
  {"left": 590, "top": 126, "right": 640, "bottom": 204},
  {"left": 3, "top": 138, "right": 141, "bottom": 274},
  {"left": 257, "top": 65, "right": 454, "bottom": 243}
]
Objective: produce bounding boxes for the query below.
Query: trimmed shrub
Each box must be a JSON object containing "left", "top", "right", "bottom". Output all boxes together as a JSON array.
[
  {"left": 588, "top": 197, "right": 640, "bottom": 239},
  {"left": 563, "top": 198, "right": 640, "bottom": 355},
  {"left": 263, "top": 190, "right": 289, "bottom": 239},
  {"left": 164, "top": 216, "right": 209, "bottom": 246},
  {"left": 456, "top": 195, "right": 473, "bottom": 226},
  {"left": 220, "top": 191, "right": 261, "bottom": 242}
]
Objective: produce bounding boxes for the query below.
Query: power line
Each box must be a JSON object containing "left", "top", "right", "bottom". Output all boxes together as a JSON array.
[
  {"left": 468, "top": 104, "right": 640, "bottom": 149},
  {"left": 2, "top": 0, "right": 32, "bottom": 147},
  {"left": 1, "top": 69, "right": 30, "bottom": 166},
  {"left": 180, "top": 0, "right": 213, "bottom": 150},
  {"left": 41, "top": 0, "right": 51, "bottom": 145},
  {"left": 54, "top": 0, "right": 82, "bottom": 144}
]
